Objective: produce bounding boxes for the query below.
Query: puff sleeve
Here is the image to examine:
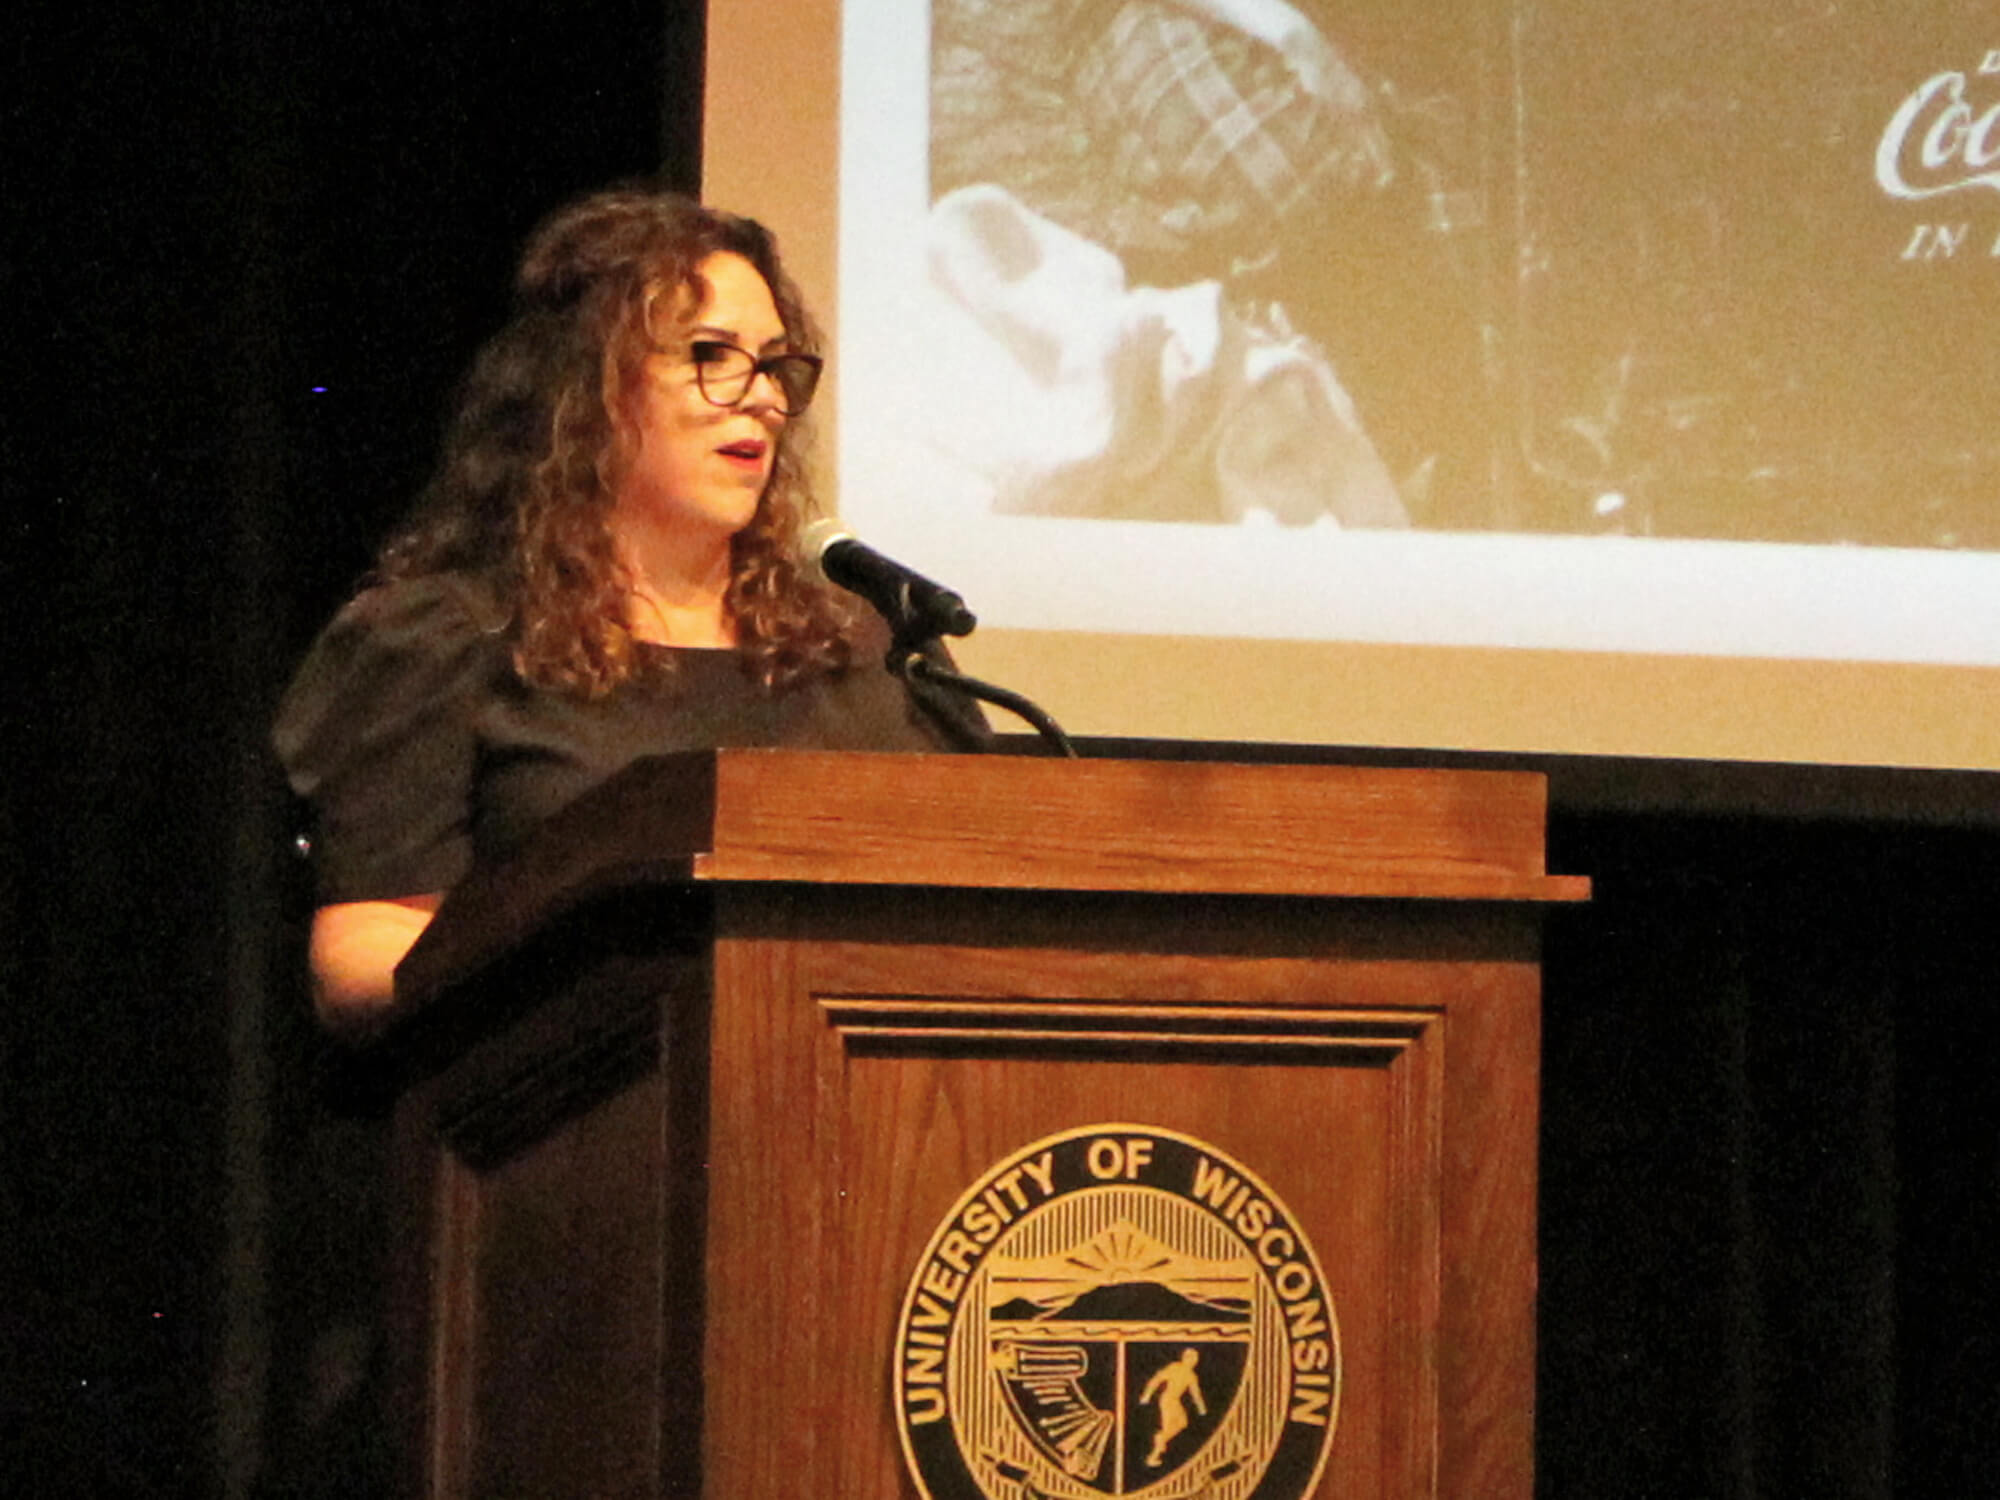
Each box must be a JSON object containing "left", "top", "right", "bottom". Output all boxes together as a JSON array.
[{"left": 273, "top": 576, "right": 500, "bottom": 904}]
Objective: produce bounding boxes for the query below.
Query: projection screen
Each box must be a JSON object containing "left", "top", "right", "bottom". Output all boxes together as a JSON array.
[{"left": 707, "top": 0, "right": 2000, "bottom": 768}]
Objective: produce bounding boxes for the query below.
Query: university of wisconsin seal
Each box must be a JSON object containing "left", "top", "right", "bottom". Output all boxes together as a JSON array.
[{"left": 894, "top": 1125, "right": 1340, "bottom": 1500}]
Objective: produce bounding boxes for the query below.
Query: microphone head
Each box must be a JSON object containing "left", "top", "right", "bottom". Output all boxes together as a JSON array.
[{"left": 798, "top": 516, "right": 854, "bottom": 579}]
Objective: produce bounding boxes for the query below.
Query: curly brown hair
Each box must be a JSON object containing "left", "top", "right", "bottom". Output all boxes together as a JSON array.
[{"left": 377, "top": 184, "right": 856, "bottom": 694}]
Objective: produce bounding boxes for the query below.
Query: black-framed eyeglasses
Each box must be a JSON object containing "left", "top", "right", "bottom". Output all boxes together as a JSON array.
[{"left": 688, "top": 340, "right": 823, "bottom": 416}]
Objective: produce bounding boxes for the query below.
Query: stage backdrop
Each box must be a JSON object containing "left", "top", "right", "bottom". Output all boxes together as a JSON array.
[{"left": 707, "top": 0, "right": 2000, "bottom": 769}]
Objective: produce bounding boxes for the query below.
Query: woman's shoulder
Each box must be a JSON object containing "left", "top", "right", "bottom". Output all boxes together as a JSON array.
[
  {"left": 296, "top": 571, "right": 516, "bottom": 691},
  {"left": 327, "top": 569, "right": 512, "bottom": 645},
  {"left": 273, "top": 571, "right": 513, "bottom": 778}
]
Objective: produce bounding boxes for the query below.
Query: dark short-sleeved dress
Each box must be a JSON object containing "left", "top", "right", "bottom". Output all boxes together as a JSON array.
[{"left": 273, "top": 573, "right": 987, "bottom": 903}]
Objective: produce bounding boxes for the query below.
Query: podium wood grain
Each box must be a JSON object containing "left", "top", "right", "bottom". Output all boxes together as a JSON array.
[{"left": 377, "top": 751, "right": 1578, "bottom": 1498}]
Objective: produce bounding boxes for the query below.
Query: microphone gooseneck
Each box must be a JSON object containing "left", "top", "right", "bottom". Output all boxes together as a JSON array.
[{"left": 798, "top": 518, "right": 1075, "bottom": 756}]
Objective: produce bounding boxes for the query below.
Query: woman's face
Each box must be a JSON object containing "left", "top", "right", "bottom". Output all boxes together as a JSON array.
[{"left": 619, "top": 250, "right": 791, "bottom": 546}]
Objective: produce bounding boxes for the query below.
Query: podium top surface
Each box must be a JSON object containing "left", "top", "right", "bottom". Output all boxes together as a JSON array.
[
  {"left": 732, "top": 749, "right": 1568, "bottom": 887},
  {"left": 472, "top": 747, "right": 1588, "bottom": 892},
  {"left": 393, "top": 749, "right": 1586, "bottom": 1015}
]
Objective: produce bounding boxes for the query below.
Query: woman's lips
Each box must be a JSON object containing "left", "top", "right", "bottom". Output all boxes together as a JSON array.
[{"left": 717, "top": 438, "right": 767, "bottom": 468}]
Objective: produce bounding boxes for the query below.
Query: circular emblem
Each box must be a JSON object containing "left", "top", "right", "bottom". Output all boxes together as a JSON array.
[{"left": 894, "top": 1125, "right": 1340, "bottom": 1500}]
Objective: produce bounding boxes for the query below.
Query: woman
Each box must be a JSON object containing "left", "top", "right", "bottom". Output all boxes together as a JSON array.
[{"left": 276, "top": 186, "right": 986, "bottom": 1033}]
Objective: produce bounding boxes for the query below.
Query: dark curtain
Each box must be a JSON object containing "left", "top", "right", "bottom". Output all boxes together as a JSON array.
[
  {"left": 9, "top": 3, "right": 1996, "bottom": 1496},
  {"left": 1541, "top": 811, "right": 2000, "bottom": 1496},
  {"left": 9, "top": 3, "right": 700, "bottom": 1494}
]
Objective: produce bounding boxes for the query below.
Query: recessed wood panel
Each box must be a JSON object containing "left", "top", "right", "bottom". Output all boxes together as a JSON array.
[{"left": 692, "top": 923, "right": 1532, "bottom": 1500}]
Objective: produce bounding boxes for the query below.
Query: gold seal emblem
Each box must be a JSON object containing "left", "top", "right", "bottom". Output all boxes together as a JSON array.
[{"left": 895, "top": 1126, "right": 1339, "bottom": 1500}]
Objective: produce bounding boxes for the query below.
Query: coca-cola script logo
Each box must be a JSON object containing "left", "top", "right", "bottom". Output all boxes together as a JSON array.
[{"left": 1876, "top": 50, "right": 2000, "bottom": 201}]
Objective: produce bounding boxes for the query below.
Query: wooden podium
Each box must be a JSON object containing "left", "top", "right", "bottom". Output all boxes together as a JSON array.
[{"left": 376, "top": 750, "right": 1586, "bottom": 1499}]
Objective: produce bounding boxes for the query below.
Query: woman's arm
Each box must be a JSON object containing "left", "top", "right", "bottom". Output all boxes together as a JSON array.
[{"left": 308, "top": 893, "right": 445, "bottom": 1035}]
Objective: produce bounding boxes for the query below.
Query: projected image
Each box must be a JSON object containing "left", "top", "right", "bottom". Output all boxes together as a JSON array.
[
  {"left": 824, "top": 0, "right": 2000, "bottom": 672},
  {"left": 921, "top": 0, "right": 2000, "bottom": 549},
  {"left": 1513, "top": 0, "right": 2000, "bottom": 550},
  {"left": 925, "top": 0, "right": 1458, "bottom": 529}
]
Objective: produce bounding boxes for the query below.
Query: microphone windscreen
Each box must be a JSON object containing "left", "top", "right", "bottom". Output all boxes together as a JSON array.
[{"left": 798, "top": 517, "right": 853, "bottom": 579}]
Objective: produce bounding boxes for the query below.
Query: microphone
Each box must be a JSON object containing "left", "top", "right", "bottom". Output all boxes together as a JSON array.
[{"left": 800, "top": 518, "right": 976, "bottom": 641}]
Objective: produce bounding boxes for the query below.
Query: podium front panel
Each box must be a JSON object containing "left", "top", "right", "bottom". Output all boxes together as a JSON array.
[
  {"left": 382, "top": 754, "right": 1564, "bottom": 1500},
  {"left": 697, "top": 886, "right": 1538, "bottom": 1500}
]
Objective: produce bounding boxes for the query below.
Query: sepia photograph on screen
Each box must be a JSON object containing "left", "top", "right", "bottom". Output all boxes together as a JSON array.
[
  {"left": 780, "top": 0, "right": 2000, "bottom": 760},
  {"left": 915, "top": 0, "right": 1999, "bottom": 548}
]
